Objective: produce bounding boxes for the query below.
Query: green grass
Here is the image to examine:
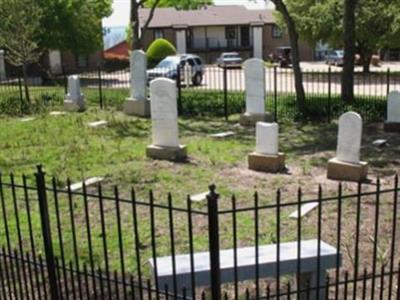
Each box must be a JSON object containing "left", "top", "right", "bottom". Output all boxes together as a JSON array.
[
  {"left": 1, "top": 108, "right": 399, "bottom": 280},
  {"left": 0, "top": 85, "right": 387, "bottom": 124}
]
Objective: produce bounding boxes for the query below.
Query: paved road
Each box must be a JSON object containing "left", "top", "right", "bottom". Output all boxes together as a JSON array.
[
  {"left": 199, "top": 65, "right": 399, "bottom": 97},
  {"left": 83, "top": 62, "right": 400, "bottom": 97}
]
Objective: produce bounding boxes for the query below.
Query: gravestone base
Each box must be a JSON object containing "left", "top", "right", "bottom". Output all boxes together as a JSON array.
[
  {"left": 124, "top": 98, "right": 151, "bottom": 117},
  {"left": 327, "top": 158, "right": 368, "bottom": 182},
  {"left": 384, "top": 121, "right": 400, "bottom": 132},
  {"left": 64, "top": 99, "right": 85, "bottom": 112},
  {"left": 240, "top": 112, "right": 273, "bottom": 126},
  {"left": 146, "top": 145, "right": 187, "bottom": 162},
  {"left": 248, "top": 152, "right": 285, "bottom": 173}
]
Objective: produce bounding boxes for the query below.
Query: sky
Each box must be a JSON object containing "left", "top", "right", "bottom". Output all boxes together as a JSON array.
[{"left": 103, "top": 0, "right": 271, "bottom": 27}]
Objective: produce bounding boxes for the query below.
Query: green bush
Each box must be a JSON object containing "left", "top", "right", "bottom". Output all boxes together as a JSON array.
[{"left": 146, "top": 38, "right": 177, "bottom": 68}]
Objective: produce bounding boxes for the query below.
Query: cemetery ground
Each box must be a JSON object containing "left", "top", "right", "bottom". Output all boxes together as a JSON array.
[{"left": 1, "top": 108, "right": 399, "bottom": 288}]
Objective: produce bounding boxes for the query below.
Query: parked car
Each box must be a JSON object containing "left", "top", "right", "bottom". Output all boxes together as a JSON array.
[
  {"left": 269, "top": 47, "right": 292, "bottom": 68},
  {"left": 216, "top": 52, "right": 243, "bottom": 68},
  {"left": 147, "top": 54, "right": 204, "bottom": 86},
  {"left": 325, "top": 50, "right": 344, "bottom": 66}
]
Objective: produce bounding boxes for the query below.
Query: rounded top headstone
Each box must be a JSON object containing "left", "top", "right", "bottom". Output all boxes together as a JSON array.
[
  {"left": 387, "top": 90, "right": 400, "bottom": 123},
  {"left": 244, "top": 58, "right": 264, "bottom": 69},
  {"left": 244, "top": 58, "right": 266, "bottom": 114},
  {"left": 150, "top": 77, "right": 175, "bottom": 90},
  {"left": 255, "top": 122, "right": 279, "bottom": 155},
  {"left": 336, "top": 111, "right": 362, "bottom": 163},
  {"left": 149, "top": 77, "right": 179, "bottom": 147}
]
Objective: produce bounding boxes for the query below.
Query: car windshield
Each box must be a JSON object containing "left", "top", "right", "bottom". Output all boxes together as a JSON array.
[
  {"left": 331, "top": 51, "right": 344, "bottom": 57},
  {"left": 223, "top": 54, "right": 239, "bottom": 59},
  {"left": 156, "top": 57, "right": 180, "bottom": 68}
]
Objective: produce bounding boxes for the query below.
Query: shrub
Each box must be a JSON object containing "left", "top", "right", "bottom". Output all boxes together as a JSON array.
[{"left": 146, "top": 39, "right": 177, "bottom": 68}]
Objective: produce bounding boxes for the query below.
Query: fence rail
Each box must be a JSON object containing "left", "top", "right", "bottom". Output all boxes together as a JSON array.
[
  {"left": 0, "top": 166, "right": 399, "bottom": 299},
  {"left": 1, "top": 65, "right": 400, "bottom": 122}
]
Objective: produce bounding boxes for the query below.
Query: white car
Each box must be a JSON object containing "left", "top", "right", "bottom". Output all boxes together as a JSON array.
[
  {"left": 216, "top": 52, "right": 243, "bottom": 68},
  {"left": 147, "top": 54, "right": 204, "bottom": 86}
]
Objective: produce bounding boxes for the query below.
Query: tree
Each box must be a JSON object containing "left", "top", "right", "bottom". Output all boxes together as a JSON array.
[
  {"left": 131, "top": 0, "right": 161, "bottom": 50},
  {"left": 279, "top": 0, "right": 400, "bottom": 74},
  {"left": 341, "top": 0, "right": 357, "bottom": 103},
  {"left": 38, "top": 0, "right": 112, "bottom": 55},
  {"left": 270, "top": 0, "right": 306, "bottom": 112},
  {"left": 0, "top": 0, "right": 43, "bottom": 104},
  {"left": 146, "top": 0, "right": 212, "bottom": 9},
  {"left": 355, "top": 0, "right": 399, "bottom": 72}
]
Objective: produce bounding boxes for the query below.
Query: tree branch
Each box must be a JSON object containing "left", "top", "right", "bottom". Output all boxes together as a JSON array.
[{"left": 139, "top": 0, "right": 161, "bottom": 46}]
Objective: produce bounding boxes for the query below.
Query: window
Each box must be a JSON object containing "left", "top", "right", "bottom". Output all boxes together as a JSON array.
[
  {"left": 272, "top": 25, "right": 283, "bottom": 38},
  {"left": 76, "top": 55, "right": 88, "bottom": 68},
  {"left": 194, "top": 58, "right": 202, "bottom": 65},
  {"left": 154, "top": 29, "right": 164, "bottom": 39},
  {"left": 225, "top": 26, "right": 237, "bottom": 40},
  {"left": 240, "top": 26, "right": 250, "bottom": 47}
]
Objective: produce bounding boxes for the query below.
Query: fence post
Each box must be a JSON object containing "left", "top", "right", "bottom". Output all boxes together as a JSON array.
[
  {"left": 328, "top": 66, "right": 332, "bottom": 123},
  {"left": 35, "top": 165, "right": 60, "bottom": 300},
  {"left": 98, "top": 67, "right": 104, "bottom": 109},
  {"left": 223, "top": 66, "right": 228, "bottom": 121},
  {"left": 18, "top": 75, "right": 24, "bottom": 114},
  {"left": 177, "top": 66, "right": 182, "bottom": 116},
  {"left": 274, "top": 66, "right": 278, "bottom": 122},
  {"left": 62, "top": 64, "right": 67, "bottom": 94},
  {"left": 386, "top": 68, "right": 390, "bottom": 97},
  {"left": 207, "top": 184, "right": 220, "bottom": 300}
]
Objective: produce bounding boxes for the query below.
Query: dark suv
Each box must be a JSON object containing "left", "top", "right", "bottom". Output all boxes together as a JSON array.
[{"left": 147, "top": 54, "right": 204, "bottom": 86}]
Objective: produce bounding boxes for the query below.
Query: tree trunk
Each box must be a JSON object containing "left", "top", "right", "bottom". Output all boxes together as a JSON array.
[
  {"left": 131, "top": 2, "right": 141, "bottom": 50},
  {"left": 361, "top": 52, "right": 371, "bottom": 73},
  {"left": 341, "top": 0, "right": 358, "bottom": 103},
  {"left": 22, "top": 64, "right": 30, "bottom": 104},
  {"left": 271, "top": 0, "right": 306, "bottom": 112}
]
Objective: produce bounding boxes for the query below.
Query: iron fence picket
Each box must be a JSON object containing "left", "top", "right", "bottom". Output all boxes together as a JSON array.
[{"left": 1, "top": 169, "right": 400, "bottom": 299}]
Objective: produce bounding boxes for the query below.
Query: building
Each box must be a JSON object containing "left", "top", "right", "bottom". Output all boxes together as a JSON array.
[
  {"left": 104, "top": 41, "right": 130, "bottom": 60},
  {"left": 138, "top": 5, "right": 314, "bottom": 63}
]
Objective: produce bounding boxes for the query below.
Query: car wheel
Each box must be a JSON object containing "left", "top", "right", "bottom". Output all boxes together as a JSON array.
[{"left": 192, "top": 73, "right": 202, "bottom": 86}]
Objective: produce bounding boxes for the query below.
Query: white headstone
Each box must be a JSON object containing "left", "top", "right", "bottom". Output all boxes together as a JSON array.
[
  {"left": 130, "top": 50, "right": 147, "bottom": 101},
  {"left": 336, "top": 112, "right": 362, "bottom": 163},
  {"left": 387, "top": 90, "right": 400, "bottom": 123},
  {"left": 49, "top": 50, "right": 62, "bottom": 75},
  {"left": 252, "top": 26, "right": 263, "bottom": 59},
  {"left": 0, "top": 50, "right": 6, "bottom": 80},
  {"left": 244, "top": 58, "right": 265, "bottom": 114},
  {"left": 255, "top": 122, "right": 279, "bottom": 155},
  {"left": 66, "top": 75, "right": 84, "bottom": 102},
  {"left": 150, "top": 78, "right": 180, "bottom": 147}
]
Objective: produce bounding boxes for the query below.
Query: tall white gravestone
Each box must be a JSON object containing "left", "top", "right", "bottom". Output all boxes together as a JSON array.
[
  {"left": 248, "top": 122, "right": 285, "bottom": 173},
  {"left": 327, "top": 111, "right": 368, "bottom": 181},
  {"left": 146, "top": 78, "right": 187, "bottom": 161},
  {"left": 384, "top": 90, "right": 400, "bottom": 132},
  {"left": 0, "top": 50, "right": 6, "bottom": 81},
  {"left": 124, "top": 50, "right": 150, "bottom": 117},
  {"left": 63, "top": 75, "right": 86, "bottom": 112},
  {"left": 240, "top": 58, "right": 271, "bottom": 126}
]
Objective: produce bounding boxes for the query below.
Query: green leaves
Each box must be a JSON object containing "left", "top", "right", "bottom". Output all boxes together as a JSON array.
[
  {"left": 0, "top": 0, "right": 43, "bottom": 66},
  {"left": 38, "top": 0, "right": 112, "bottom": 54},
  {"left": 145, "top": 0, "right": 213, "bottom": 10}
]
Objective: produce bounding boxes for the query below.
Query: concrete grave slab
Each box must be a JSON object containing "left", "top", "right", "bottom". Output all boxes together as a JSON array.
[
  {"left": 190, "top": 192, "right": 208, "bottom": 202},
  {"left": 88, "top": 120, "right": 108, "bottom": 128},
  {"left": 289, "top": 202, "right": 319, "bottom": 219},
  {"left": 67, "top": 177, "right": 104, "bottom": 192},
  {"left": 210, "top": 131, "right": 235, "bottom": 138}
]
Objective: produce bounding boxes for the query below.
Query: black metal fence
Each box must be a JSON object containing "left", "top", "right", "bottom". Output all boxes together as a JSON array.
[
  {"left": 1, "top": 166, "right": 400, "bottom": 299},
  {"left": 1, "top": 65, "right": 400, "bottom": 121}
]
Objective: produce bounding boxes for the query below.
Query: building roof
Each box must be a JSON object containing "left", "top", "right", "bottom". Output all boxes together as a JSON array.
[
  {"left": 139, "top": 5, "right": 275, "bottom": 29},
  {"left": 103, "top": 40, "right": 129, "bottom": 60}
]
